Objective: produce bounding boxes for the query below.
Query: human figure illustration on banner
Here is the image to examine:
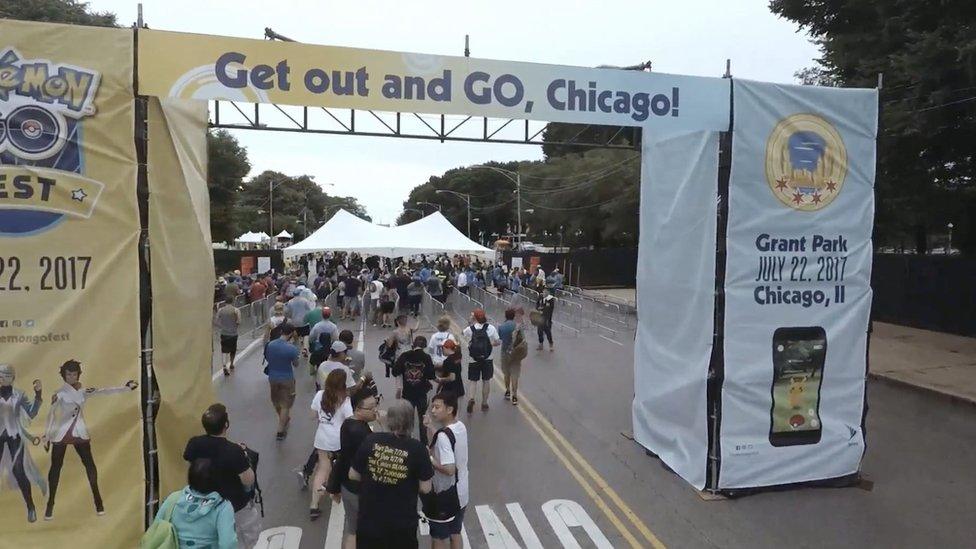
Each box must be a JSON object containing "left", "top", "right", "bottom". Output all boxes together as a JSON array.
[
  {"left": 42, "top": 360, "right": 138, "bottom": 520},
  {"left": 0, "top": 364, "right": 47, "bottom": 523}
]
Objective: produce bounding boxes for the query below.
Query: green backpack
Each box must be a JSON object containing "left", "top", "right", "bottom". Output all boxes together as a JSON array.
[{"left": 141, "top": 493, "right": 180, "bottom": 549}]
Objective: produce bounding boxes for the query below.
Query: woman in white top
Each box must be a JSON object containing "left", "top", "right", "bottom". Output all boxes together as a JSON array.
[
  {"left": 308, "top": 369, "right": 352, "bottom": 521},
  {"left": 43, "top": 359, "right": 137, "bottom": 520}
]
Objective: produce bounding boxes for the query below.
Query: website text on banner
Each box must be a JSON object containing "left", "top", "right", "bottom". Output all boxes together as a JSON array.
[
  {"left": 135, "top": 28, "right": 729, "bottom": 131},
  {"left": 0, "top": 19, "right": 144, "bottom": 545}
]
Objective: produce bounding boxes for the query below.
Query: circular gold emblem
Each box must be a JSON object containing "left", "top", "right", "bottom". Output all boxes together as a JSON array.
[{"left": 765, "top": 113, "right": 847, "bottom": 211}]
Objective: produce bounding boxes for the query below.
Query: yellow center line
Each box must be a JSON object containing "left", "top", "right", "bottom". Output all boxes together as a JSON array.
[{"left": 492, "top": 374, "right": 666, "bottom": 548}]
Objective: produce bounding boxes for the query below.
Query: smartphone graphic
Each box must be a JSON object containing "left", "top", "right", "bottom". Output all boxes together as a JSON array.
[{"left": 769, "top": 327, "right": 827, "bottom": 447}]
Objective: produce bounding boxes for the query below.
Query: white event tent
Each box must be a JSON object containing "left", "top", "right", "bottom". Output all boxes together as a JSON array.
[
  {"left": 283, "top": 209, "right": 494, "bottom": 259},
  {"left": 234, "top": 231, "right": 270, "bottom": 244}
]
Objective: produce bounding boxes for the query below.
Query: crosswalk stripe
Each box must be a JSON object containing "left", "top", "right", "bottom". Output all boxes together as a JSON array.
[
  {"left": 323, "top": 499, "right": 345, "bottom": 549},
  {"left": 475, "top": 504, "right": 521, "bottom": 548},
  {"left": 506, "top": 502, "right": 545, "bottom": 549}
]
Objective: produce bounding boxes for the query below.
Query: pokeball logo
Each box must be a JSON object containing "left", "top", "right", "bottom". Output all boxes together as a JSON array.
[
  {"left": 0, "top": 47, "right": 101, "bottom": 236},
  {"left": 765, "top": 113, "right": 848, "bottom": 212}
]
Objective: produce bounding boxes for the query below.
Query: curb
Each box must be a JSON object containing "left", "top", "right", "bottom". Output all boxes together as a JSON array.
[{"left": 867, "top": 371, "right": 976, "bottom": 408}]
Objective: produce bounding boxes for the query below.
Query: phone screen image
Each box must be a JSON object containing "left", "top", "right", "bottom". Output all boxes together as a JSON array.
[{"left": 769, "top": 327, "right": 827, "bottom": 447}]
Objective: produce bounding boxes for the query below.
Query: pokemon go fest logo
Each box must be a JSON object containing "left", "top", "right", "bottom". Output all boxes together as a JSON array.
[
  {"left": 765, "top": 113, "right": 847, "bottom": 212},
  {"left": 0, "top": 48, "right": 104, "bottom": 236}
]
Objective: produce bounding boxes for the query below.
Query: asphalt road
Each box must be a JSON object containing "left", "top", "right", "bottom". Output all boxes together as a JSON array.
[{"left": 216, "top": 306, "right": 976, "bottom": 548}]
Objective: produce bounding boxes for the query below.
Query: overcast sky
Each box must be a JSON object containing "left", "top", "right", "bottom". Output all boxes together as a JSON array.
[{"left": 93, "top": 0, "right": 820, "bottom": 225}]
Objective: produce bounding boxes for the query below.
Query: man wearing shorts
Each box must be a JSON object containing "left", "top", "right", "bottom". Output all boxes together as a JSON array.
[
  {"left": 286, "top": 290, "right": 315, "bottom": 353},
  {"left": 265, "top": 324, "right": 300, "bottom": 440},
  {"left": 462, "top": 309, "right": 501, "bottom": 413},
  {"left": 215, "top": 301, "right": 240, "bottom": 376},
  {"left": 427, "top": 392, "right": 468, "bottom": 548}
]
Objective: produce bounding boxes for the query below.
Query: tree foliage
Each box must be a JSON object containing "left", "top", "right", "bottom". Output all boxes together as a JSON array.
[
  {"left": 235, "top": 170, "right": 370, "bottom": 241},
  {"left": 207, "top": 130, "right": 251, "bottom": 242},
  {"left": 398, "top": 148, "right": 640, "bottom": 249},
  {"left": 0, "top": 0, "right": 117, "bottom": 27},
  {"left": 771, "top": 0, "right": 976, "bottom": 252}
]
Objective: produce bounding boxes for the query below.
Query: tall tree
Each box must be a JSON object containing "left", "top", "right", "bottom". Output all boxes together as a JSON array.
[
  {"left": 0, "top": 0, "right": 117, "bottom": 26},
  {"left": 771, "top": 0, "right": 976, "bottom": 253},
  {"left": 207, "top": 130, "right": 250, "bottom": 242}
]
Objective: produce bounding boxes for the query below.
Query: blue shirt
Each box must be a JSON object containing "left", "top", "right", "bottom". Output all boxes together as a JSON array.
[
  {"left": 265, "top": 338, "right": 299, "bottom": 381},
  {"left": 497, "top": 320, "right": 517, "bottom": 352}
]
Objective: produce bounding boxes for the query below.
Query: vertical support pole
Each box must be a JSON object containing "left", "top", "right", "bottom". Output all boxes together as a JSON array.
[
  {"left": 464, "top": 35, "right": 470, "bottom": 57},
  {"left": 133, "top": 19, "right": 159, "bottom": 528}
]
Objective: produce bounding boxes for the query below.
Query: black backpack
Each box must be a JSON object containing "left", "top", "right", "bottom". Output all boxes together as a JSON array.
[{"left": 468, "top": 324, "right": 492, "bottom": 362}]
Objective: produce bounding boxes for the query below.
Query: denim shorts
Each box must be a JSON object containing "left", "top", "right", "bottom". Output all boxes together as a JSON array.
[{"left": 429, "top": 506, "right": 466, "bottom": 539}]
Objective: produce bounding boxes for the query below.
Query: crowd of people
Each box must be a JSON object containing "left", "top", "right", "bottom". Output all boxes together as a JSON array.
[{"left": 180, "top": 252, "right": 566, "bottom": 547}]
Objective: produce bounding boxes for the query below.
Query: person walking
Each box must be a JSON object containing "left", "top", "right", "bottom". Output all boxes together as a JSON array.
[
  {"left": 498, "top": 307, "right": 529, "bottom": 405},
  {"left": 285, "top": 289, "right": 315, "bottom": 358},
  {"left": 309, "top": 307, "right": 339, "bottom": 370},
  {"left": 434, "top": 339, "right": 465, "bottom": 400},
  {"left": 407, "top": 276, "right": 424, "bottom": 317},
  {"left": 265, "top": 324, "right": 300, "bottom": 441},
  {"left": 182, "top": 404, "right": 260, "bottom": 546},
  {"left": 427, "top": 316, "right": 457, "bottom": 371},
  {"left": 316, "top": 341, "right": 359, "bottom": 391},
  {"left": 308, "top": 369, "right": 353, "bottom": 520},
  {"left": 535, "top": 288, "right": 556, "bottom": 351},
  {"left": 463, "top": 309, "right": 501, "bottom": 413},
  {"left": 456, "top": 269, "right": 469, "bottom": 295},
  {"left": 368, "top": 277, "right": 385, "bottom": 326},
  {"left": 214, "top": 301, "right": 240, "bottom": 376},
  {"left": 338, "top": 329, "right": 366, "bottom": 382},
  {"left": 149, "top": 459, "right": 238, "bottom": 549},
  {"left": 380, "top": 283, "right": 398, "bottom": 328},
  {"left": 426, "top": 392, "right": 469, "bottom": 549},
  {"left": 326, "top": 384, "right": 380, "bottom": 548},
  {"left": 349, "top": 400, "right": 434, "bottom": 549},
  {"left": 393, "top": 336, "right": 436, "bottom": 447}
]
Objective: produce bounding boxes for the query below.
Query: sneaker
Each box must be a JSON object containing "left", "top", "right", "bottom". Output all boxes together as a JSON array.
[
  {"left": 222, "top": 368, "right": 230, "bottom": 376},
  {"left": 276, "top": 431, "right": 285, "bottom": 441},
  {"left": 512, "top": 396, "right": 519, "bottom": 406},
  {"left": 550, "top": 345, "right": 555, "bottom": 352},
  {"left": 27, "top": 508, "right": 36, "bottom": 523},
  {"left": 295, "top": 468, "right": 309, "bottom": 490},
  {"left": 466, "top": 399, "right": 475, "bottom": 414},
  {"left": 481, "top": 403, "right": 490, "bottom": 411},
  {"left": 309, "top": 508, "right": 322, "bottom": 521},
  {"left": 504, "top": 391, "right": 511, "bottom": 401}
]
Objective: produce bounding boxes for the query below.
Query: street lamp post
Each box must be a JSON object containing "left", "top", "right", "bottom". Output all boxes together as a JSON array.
[
  {"left": 470, "top": 165, "right": 521, "bottom": 247},
  {"left": 416, "top": 201, "right": 442, "bottom": 212},
  {"left": 434, "top": 189, "right": 473, "bottom": 237}
]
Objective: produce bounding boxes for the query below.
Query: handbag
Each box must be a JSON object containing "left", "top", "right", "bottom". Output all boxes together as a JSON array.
[
  {"left": 420, "top": 428, "right": 461, "bottom": 522},
  {"left": 510, "top": 328, "right": 529, "bottom": 362}
]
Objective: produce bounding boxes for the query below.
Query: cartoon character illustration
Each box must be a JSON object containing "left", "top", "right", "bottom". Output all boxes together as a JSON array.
[
  {"left": 788, "top": 375, "right": 807, "bottom": 409},
  {"left": 42, "top": 360, "right": 137, "bottom": 520},
  {"left": 0, "top": 363, "right": 46, "bottom": 523}
]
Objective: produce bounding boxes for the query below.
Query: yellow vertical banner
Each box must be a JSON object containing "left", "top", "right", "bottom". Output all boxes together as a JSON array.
[
  {"left": 147, "top": 96, "right": 216, "bottom": 498},
  {"left": 0, "top": 19, "right": 143, "bottom": 546}
]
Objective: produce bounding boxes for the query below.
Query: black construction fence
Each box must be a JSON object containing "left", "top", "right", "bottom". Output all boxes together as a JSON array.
[
  {"left": 871, "top": 254, "right": 976, "bottom": 336},
  {"left": 503, "top": 249, "right": 976, "bottom": 337},
  {"left": 213, "top": 249, "right": 284, "bottom": 276}
]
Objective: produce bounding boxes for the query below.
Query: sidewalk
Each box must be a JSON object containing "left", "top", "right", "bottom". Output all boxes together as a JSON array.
[{"left": 584, "top": 287, "right": 976, "bottom": 406}]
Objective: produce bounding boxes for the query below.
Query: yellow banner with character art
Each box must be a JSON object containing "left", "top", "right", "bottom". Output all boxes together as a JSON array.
[{"left": 0, "top": 19, "right": 143, "bottom": 547}]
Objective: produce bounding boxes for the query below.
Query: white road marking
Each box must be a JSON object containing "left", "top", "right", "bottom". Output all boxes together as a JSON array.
[
  {"left": 255, "top": 526, "right": 302, "bottom": 549},
  {"left": 212, "top": 337, "right": 264, "bottom": 382},
  {"left": 507, "top": 502, "right": 545, "bottom": 549},
  {"left": 323, "top": 499, "right": 345, "bottom": 549},
  {"left": 475, "top": 504, "right": 521, "bottom": 548},
  {"left": 542, "top": 499, "right": 613, "bottom": 549},
  {"left": 599, "top": 334, "right": 624, "bottom": 346}
]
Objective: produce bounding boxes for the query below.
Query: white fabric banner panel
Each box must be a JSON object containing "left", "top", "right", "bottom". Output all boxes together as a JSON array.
[
  {"left": 719, "top": 80, "right": 877, "bottom": 489},
  {"left": 632, "top": 131, "right": 720, "bottom": 490},
  {"left": 137, "top": 29, "right": 731, "bottom": 131}
]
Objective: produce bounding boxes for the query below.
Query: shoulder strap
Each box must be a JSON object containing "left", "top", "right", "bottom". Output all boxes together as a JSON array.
[{"left": 432, "top": 427, "right": 459, "bottom": 481}]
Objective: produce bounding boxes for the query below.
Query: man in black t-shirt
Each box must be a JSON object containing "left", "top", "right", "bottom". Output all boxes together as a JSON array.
[
  {"left": 183, "top": 403, "right": 261, "bottom": 548},
  {"left": 393, "top": 336, "right": 436, "bottom": 446},
  {"left": 350, "top": 400, "right": 434, "bottom": 549},
  {"left": 326, "top": 385, "right": 379, "bottom": 548}
]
